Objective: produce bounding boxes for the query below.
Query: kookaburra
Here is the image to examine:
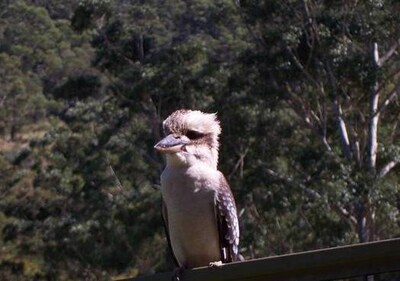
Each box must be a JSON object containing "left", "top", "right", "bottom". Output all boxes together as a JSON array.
[{"left": 154, "top": 109, "right": 239, "bottom": 269}]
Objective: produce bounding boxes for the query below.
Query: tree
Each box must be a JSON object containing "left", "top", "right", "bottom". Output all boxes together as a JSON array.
[
  {"left": 235, "top": 0, "right": 400, "bottom": 249},
  {"left": 1, "top": 0, "right": 400, "bottom": 280},
  {"left": 0, "top": 0, "right": 96, "bottom": 139}
]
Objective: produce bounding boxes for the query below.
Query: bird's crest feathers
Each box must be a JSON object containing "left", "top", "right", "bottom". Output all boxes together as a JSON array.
[
  {"left": 160, "top": 109, "right": 222, "bottom": 167},
  {"left": 163, "top": 109, "right": 221, "bottom": 139}
]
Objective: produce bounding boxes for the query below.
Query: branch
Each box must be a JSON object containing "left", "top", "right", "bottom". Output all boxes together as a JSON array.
[
  {"left": 374, "top": 69, "right": 400, "bottom": 95},
  {"left": 375, "top": 82, "right": 400, "bottom": 117},
  {"left": 228, "top": 147, "right": 249, "bottom": 179},
  {"left": 330, "top": 203, "right": 358, "bottom": 229},
  {"left": 353, "top": 140, "right": 361, "bottom": 166},
  {"left": 367, "top": 43, "right": 381, "bottom": 172},
  {"left": 368, "top": 93, "right": 380, "bottom": 172},
  {"left": 325, "top": 61, "right": 352, "bottom": 160},
  {"left": 378, "top": 161, "right": 399, "bottom": 178},
  {"left": 108, "top": 162, "right": 124, "bottom": 191},
  {"left": 285, "top": 47, "right": 320, "bottom": 89},
  {"left": 390, "top": 118, "right": 399, "bottom": 144},
  {"left": 373, "top": 42, "right": 380, "bottom": 66},
  {"left": 377, "top": 37, "right": 400, "bottom": 67},
  {"left": 285, "top": 84, "right": 334, "bottom": 153},
  {"left": 334, "top": 97, "right": 352, "bottom": 160}
]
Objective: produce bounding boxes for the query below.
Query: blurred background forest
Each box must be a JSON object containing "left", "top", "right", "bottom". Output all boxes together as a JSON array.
[{"left": 0, "top": 0, "right": 399, "bottom": 280}]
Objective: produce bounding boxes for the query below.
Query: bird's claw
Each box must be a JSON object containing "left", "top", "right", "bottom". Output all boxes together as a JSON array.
[{"left": 208, "top": 260, "right": 223, "bottom": 268}]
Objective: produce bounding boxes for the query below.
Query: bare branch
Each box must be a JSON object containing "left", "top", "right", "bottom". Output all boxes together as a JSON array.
[
  {"left": 285, "top": 84, "right": 334, "bottom": 153},
  {"left": 378, "top": 161, "right": 399, "bottom": 178},
  {"left": 375, "top": 82, "right": 400, "bottom": 116},
  {"left": 367, "top": 43, "right": 381, "bottom": 172},
  {"left": 324, "top": 61, "right": 352, "bottom": 160},
  {"left": 377, "top": 37, "right": 400, "bottom": 67},
  {"left": 374, "top": 69, "right": 400, "bottom": 95},
  {"left": 108, "top": 163, "right": 124, "bottom": 191},
  {"left": 334, "top": 97, "right": 352, "bottom": 160},
  {"left": 228, "top": 147, "right": 249, "bottom": 179},
  {"left": 373, "top": 42, "right": 380, "bottom": 66},
  {"left": 353, "top": 141, "right": 361, "bottom": 166},
  {"left": 390, "top": 118, "right": 399, "bottom": 144},
  {"left": 330, "top": 204, "right": 358, "bottom": 229},
  {"left": 368, "top": 95, "right": 380, "bottom": 173}
]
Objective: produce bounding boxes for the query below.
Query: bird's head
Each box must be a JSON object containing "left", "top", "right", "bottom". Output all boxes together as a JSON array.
[{"left": 154, "top": 109, "right": 221, "bottom": 168}]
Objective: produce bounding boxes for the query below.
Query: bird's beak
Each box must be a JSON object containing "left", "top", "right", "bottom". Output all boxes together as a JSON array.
[{"left": 154, "top": 134, "right": 189, "bottom": 153}]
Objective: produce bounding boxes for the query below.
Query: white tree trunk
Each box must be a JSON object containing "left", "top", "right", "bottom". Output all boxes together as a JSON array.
[{"left": 367, "top": 43, "right": 381, "bottom": 173}]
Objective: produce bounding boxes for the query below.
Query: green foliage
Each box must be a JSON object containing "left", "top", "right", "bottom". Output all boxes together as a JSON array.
[
  {"left": 0, "top": 0, "right": 399, "bottom": 280},
  {"left": 52, "top": 75, "right": 101, "bottom": 100},
  {"left": 235, "top": 0, "right": 400, "bottom": 247}
]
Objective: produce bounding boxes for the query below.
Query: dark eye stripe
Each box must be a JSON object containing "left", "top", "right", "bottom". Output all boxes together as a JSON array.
[{"left": 186, "top": 130, "right": 204, "bottom": 140}]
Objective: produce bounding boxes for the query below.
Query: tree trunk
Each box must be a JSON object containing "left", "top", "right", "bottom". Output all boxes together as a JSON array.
[{"left": 367, "top": 43, "right": 381, "bottom": 174}]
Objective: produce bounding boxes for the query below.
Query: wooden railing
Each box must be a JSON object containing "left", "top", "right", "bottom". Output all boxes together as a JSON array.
[{"left": 122, "top": 238, "right": 400, "bottom": 281}]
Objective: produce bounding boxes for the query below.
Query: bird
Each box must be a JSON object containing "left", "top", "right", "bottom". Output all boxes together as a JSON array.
[{"left": 154, "top": 109, "right": 240, "bottom": 270}]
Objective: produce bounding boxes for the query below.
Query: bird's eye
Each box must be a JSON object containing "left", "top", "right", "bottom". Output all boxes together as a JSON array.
[
  {"left": 185, "top": 130, "right": 204, "bottom": 140},
  {"left": 163, "top": 126, "right": 172, "bottom": 136}
]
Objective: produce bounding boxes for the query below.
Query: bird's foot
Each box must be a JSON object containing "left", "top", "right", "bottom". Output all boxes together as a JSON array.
[
  {"left": 172, "top": 266, "right": 185, "bottom": 281},
  {"left": 208, "top": 260, "right": 223, "bottom": 268}
]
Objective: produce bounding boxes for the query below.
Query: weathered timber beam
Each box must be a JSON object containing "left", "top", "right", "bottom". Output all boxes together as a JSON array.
[{"left": 121, "top": 238, "right": 400, "bottom": 281}]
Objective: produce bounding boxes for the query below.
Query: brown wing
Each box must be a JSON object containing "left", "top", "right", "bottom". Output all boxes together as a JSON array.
[
  {"left": 162, "top": 201, "right": 179, "bottom": 267},
  {"left": 216, "top": 173, "right": 240, "bottom": 262}
]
